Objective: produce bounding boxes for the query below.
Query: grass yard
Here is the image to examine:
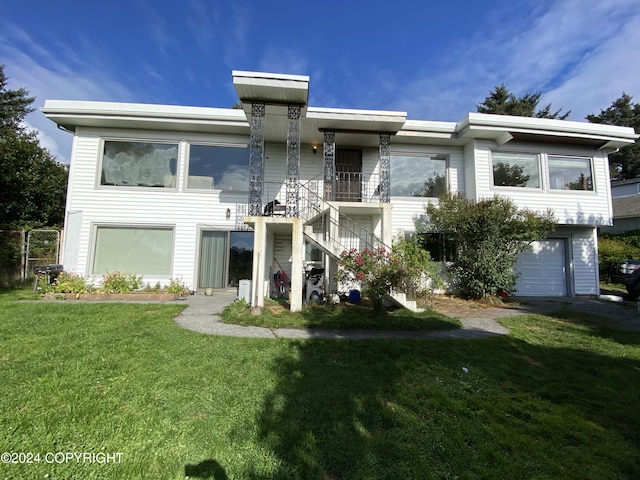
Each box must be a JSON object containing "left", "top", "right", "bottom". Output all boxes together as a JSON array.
[
  {"left": 221, "top": 298, "right": 461, "bottom": 331},
  {"left": 1, "top": 289, "right": 640, "bottom": 479}
]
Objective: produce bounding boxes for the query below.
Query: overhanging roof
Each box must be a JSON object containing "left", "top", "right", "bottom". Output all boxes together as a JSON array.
[
  {"left": 42, "top": 71, "right": 639, "bottom": 150},
  {"left": 457, "top": 113, "right": 638, "bottom": 150},
  {"left": 41, "top": 100, "right": 249, "bottom": 135}
]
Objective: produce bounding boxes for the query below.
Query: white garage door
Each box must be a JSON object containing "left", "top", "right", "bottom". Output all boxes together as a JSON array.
[{"left": 515, "top": 239, "right": 567, "bottom": 296}]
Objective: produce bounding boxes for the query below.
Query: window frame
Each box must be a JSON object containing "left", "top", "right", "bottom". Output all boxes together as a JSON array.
[
  {"left": 89, "top": 224, "right": 175, "bottom": 277},
  {"left": 490, "top": 151, "right": 542, "bottom": 190},
  {"left": 547, "top": 155, "right": 595, "bottom": 192},
  {"left": 97, "top": 139, "right": 181, "bottom": 190},
  {"left": 185, "top": 142, "right": 250, "bottom": 193},
  {"left": 389, "top": 153, "right": 449, "bottom": 198}
]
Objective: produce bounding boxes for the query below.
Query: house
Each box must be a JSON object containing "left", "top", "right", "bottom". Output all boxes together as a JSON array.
[
  {"left": 42, "top": 70, "right": 638, "bottom": 311},
  {"left": 605, "top": 178, "right": 640, "bottom": 234}
]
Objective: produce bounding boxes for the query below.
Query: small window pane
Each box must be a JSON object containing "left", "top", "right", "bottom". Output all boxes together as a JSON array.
[
  {"left": 548, "top": 156, "right": 593, "bottom": 190},
  {"left": 93, "top": 227, "right": 173, "bottom": 275},
  {"left": 391, "top": 156, "right": 447, "bottom": 197},
  {"left": 102, "top": 141, "right": 178, "bottom": 187},
  {"left": 188, "top": 145, "right": 250, "bottom": 191},
  {"left": 492, "top": 152, "right": 540, "bottom": 188}
]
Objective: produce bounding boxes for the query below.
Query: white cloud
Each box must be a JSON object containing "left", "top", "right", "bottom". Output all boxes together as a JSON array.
[
  {"left": 258, "top": 47, "right": 309, "bottom": 76},
  {"left": 386, "top": 0, "right": 640, "bottom": 122},
  {"left": 0, "top": 24, "right": 138, "bottom": 163},
  {"left": 540, "top": 9, "right": 640, "bottom": 120}
]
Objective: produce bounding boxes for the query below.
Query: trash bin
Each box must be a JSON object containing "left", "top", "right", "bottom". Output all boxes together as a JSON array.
[{"left": 238, "top": 279, "right": 251, "bottom": 303}]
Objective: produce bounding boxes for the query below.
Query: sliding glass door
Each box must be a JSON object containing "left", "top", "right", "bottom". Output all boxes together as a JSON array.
[{"left": 198, "top": 230, "right": 253, "bottom": 289}]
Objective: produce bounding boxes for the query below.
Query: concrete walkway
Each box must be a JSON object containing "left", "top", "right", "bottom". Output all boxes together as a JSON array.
[
  {"left": 171, "top": 293, "right": 510, "bottom": 340},
  {"left": 171, "top": 292, "right": 640, "bottom": 339}
]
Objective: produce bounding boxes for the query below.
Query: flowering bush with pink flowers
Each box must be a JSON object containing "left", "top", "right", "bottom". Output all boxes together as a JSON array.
[{"left": 335, "top": 239, "right": 432, "bottom": 315}]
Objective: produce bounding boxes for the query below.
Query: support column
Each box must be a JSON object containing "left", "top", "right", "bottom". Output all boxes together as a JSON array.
[
  {"left": 379, "top": 134, "right": 391, "bottom": 203},
  {"left": 250, "top": 217, "right": 267, "bottom": 311},
  {"left": 290, "top": 219, "right": 304, "bottom": 312},
  {"left": 285, "top": 104, "right": 301, "bottom": 217},
  {"left": 323, "top": 131, "right": 336, "bottom": 201},
  {"left": 248, "top": 103, "right": 266, "bottom": 216}
]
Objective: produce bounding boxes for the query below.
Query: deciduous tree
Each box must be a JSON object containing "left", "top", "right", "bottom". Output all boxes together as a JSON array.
[{"left": 422, "top": 193, "right": 555, "bottom": 299}]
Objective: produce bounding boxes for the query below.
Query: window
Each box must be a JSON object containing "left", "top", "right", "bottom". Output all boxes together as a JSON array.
[
  {"left": 548, "top": 156, "right": 593, "bottom": 191},
  {"left": 92, "top": 226, "right": 173, "bottom": 275},
  {"left": 391, "top": 155, "right": 447, "bottom": 197},
  {"left": 492, "top": 152, "right": 540, "bottom": 188},
  {"left": 419, "top": 232, "right": 456, "bottom": 262},
  {"left": 101, "top": 141, "right": 178, "bottom": 187},
  {"left": 188, "top": 145, "right": 250, "bottom": 191}
]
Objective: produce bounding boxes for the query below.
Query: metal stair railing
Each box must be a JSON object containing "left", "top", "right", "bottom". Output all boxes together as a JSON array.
[{"left": 298, "top": 181, "right": 389, "bottom": 257}]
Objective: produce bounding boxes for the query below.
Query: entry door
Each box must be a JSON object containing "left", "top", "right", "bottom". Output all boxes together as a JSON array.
[
  {"left": 199, "top": 231, "right": 228, "bottom": 288},
  {"left": 335, "top": 149, "right": 362, "bottom": 201},
  {"left": 515, "top": 239, "right": 567, "bottom": 296},
  {"left": 198, "top": 231, "right": 254, "bottom": 289}
]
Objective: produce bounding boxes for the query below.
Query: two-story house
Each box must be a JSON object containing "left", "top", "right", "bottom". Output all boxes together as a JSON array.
[{"left": 42, "top": 70, "right": 638, "bottom": 311}]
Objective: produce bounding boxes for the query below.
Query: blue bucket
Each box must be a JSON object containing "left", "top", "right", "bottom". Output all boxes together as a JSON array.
[{"left": 348, "top": 289, "right": 361, "bottom": 303}]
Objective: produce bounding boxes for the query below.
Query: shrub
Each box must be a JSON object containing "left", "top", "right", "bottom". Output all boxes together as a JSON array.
[
  {"left": 598, "top": 236, "right": 640, "bottom": 277},
  {"left": 423, "top": 193, "right": 555, "bottom": 299},
  {"left": 334, "top": 238, "right": 433, "bottom": 316},
  {"left": 40, "top": 272, "right": 94, "bottom": 294},
  {"left": 101, "top": 271, "right": 143, "bottom": 294},
  {"left": 164, "top": 277, "right": 191, "bottom": 297}
]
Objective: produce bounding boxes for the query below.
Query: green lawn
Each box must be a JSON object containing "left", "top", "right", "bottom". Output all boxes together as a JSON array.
[
  {"left": 221, "top": 298, "right": 461, "bottom": 331},
  {"left": 1, "top": 289, "right": 640, "bottom": 479}
]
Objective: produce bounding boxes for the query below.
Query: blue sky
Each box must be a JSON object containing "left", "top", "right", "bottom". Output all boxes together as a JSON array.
[{"left": 1, "top": 0, "right": 639, "bottom": 163}]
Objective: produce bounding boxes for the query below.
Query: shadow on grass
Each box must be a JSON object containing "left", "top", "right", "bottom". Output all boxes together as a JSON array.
[
  {"left": 246, "top": 316, "right": 640, "bottom": 479},
  {"left": 184, "top": 459, "right": 228, "bottom": 479},
  {"left": 222, "top": 300, "right": 460, "bottom": 332}
]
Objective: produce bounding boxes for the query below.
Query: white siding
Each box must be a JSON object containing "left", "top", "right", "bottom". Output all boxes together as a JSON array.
[
  {"left": 62, "top": 128, "right": 252, "bottom": 290},
  {"left": 570, "top": 227, "right": 599, "bottom": 296},
  {"left": 463, "top": 141, "right": 478, "bottom": 201},
  {"left": 474, "top": 141, "right": 612, "bottom": 226}
]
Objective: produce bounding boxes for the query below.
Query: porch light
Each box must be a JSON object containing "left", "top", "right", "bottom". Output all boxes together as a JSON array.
[
  {"left": 226, "top": 208, "right": 231, "bottom": 220},
  {"left": 312, "top": 145, "right": 318, "bottom": 154}
]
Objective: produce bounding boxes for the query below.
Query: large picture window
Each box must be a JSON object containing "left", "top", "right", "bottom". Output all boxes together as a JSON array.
[
  {"left": 492, "top": 152, "right": 540, "bottom": 188},
  {"left": 390, "top": 155, "right": 447, "bottom": 197},
  {"left": 92, "top": 226, "right": 173, "bottom": 275},
  {"left": 101, "top": 141, "right": 178, "bottom": 187},
  {"left": 188, "top": 145, "right": 250, "bottom": 191},
  {"left": 548, "top": 156, "right": 593, "bottom": 191}
]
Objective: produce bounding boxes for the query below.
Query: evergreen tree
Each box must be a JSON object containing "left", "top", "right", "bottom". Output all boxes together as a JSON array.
[
  {"left": 477, "top": 84, "right": 570, "bottom": 120},
  {"left": 0, "top": 65, "right": 68, "bottom": 228},
  {"left": 587, "top": 93, "right": 640, "bottom": 180}
]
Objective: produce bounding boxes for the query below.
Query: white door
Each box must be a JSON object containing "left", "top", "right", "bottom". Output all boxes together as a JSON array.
[{"left": 515, "top": 239, "right": 567, "bottom": 296}]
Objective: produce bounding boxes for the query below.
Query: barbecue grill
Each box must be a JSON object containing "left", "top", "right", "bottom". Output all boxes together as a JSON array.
[{"left": 33, "top": 264, "right": 64, "bottom": 292}]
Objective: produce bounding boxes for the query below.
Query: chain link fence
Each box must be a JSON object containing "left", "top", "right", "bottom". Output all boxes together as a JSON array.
[{"left": 26, "top": 230, "right": 60, "bottom": 277}]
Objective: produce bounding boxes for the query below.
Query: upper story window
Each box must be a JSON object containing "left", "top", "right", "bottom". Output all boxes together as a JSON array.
[
  {"left": 187, "top": 145, "right": 250, "bottom": 191},
  {"left": 101, "top": 141, "right": 178, "bottom": 188},
  {"left": 548, "top": 156, "right": 593, "bottom": 191},
  {"left": 492, "top": 152, "right": 540, "bottom": 188},
  {"left": 390, "top": 155, "right": 447, "bottom": 197}
]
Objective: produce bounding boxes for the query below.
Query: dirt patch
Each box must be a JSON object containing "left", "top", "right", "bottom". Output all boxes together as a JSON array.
[{"left": 427, "top": 295, "right": 501, "bottom": 316}]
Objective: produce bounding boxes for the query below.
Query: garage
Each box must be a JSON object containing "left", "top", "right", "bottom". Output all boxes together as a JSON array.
[{"left": 515, "top": 239, "right": 567, "bottom": 296}]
